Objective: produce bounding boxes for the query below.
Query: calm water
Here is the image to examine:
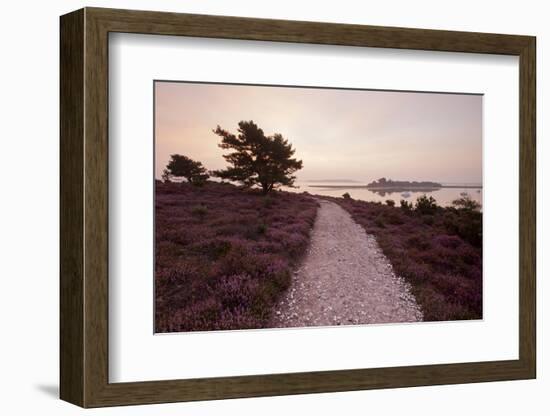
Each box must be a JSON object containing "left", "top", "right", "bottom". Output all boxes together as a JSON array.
[{"left": 285, "top": 181, "right": 483, "bottom": 208}]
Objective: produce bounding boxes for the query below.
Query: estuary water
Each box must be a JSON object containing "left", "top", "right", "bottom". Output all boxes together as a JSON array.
[{"left": 285, "top": 181, "right": 483, "bottom": 208}]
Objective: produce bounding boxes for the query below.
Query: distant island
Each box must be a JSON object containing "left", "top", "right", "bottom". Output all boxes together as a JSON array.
[
  {"left": 366, "top": 178, "right": 442, "bottom": 189},
  {"left": 307, "top": 177, "right": 482, "bottom": 195},
  {"left": 305, "top": 179, "right": 361, "bottom": 183}
]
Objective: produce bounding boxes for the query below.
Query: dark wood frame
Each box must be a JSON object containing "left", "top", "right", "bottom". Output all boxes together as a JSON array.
[{"left": 60, "top": 7, "right": 536, "bottom": 408}]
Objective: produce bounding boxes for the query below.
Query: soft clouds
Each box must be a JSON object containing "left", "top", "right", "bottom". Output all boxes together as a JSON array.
[{"left": 155, "top": 82, "right": 482, "bottom": 183}]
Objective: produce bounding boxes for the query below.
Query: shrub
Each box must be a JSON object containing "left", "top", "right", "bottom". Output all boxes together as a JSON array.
[
  {"left": 256, "top": 222, "right": 267, "bottom": 235},
  {"left": 452, "top": 195, "right": 481, "bottom": 211},
  {"left": 421, "top": 214, "right": 434, "bottom": 225},
  {"left": 191, "top": 204, "right": 208, "bottom": 218},
  {"left": 406, "top": 234, "right": 431, "bottom": 250},
  {"left": 415, "top": 195, "right": 438, "bottom": 215},
  {"left": 432, "top": 234, "right": 462, "bottom": 249},
  {"left": 374, "top": 215, "right": 385, "bottom": 228},
  {"left": 342, "top": 192, "right": 352, "bottom": 199},
  {"left": 385, "top": 199, "right": 395, "bottom": 207},
  {"left": 384, "top": 210, "right": 404, "bottom": 225},
  {"left": 262, "top": 195, "right": 275, "bottom": 208},
  {"left": 443, "top": 210, "right": 482, "bottom": 247},
  {"left": 190, "top": 237, "right": 233, "bottom": 260},
  {"left": 400, "top": 199, "right": 413, "bottom": 212}
]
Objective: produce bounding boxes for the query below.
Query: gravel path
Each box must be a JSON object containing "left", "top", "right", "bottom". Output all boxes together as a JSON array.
[{"left": 270, "top": 199, "right": 423, "bottom": 328}]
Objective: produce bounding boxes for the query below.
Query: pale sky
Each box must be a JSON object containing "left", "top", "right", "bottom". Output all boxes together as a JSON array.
[{"left": 155, "top": 81, "right": 482, "bottom": 184}]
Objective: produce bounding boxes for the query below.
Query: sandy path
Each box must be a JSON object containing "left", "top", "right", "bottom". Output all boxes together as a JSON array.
[{"left": 270, "top": 200, "right": 423, "bottom": 327}]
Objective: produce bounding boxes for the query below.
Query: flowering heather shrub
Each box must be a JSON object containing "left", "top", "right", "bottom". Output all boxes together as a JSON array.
[
  {"left": 155, "top": 181, "right": 318, "bottom": 332},
  {"left": 328, "top": 196, "right": 482, "bottom": 321}
]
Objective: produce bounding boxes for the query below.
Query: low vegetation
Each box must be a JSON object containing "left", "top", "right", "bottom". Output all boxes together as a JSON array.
[
  {"left": 330, "top": 194, "right": 482, "bottom": 321},
  {"left": 155, "top": 181, "right": 317, "bottom": 332}
]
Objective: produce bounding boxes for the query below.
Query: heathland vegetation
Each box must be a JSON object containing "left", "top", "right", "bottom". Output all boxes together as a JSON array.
[
  {"left": 156, "top": 119, "right": 483, "bottom": 331},
  {"left": 156, "top": 121, "right": 315, "bottom": 332},
  {"left": 155, "top": 181, "right": 317, "bottom": 332},
  {"left": 330, "top": 194, "right": 482, "bottom": 321}
]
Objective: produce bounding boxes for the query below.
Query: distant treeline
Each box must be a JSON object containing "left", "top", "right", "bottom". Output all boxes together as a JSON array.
[{"left": 366, "top": 178, "right": 442, "bottom": 189}]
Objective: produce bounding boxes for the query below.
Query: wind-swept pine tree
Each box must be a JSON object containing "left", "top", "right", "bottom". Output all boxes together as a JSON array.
[{"left": 212, "top": 120, "right": 303, "bottom": 194}]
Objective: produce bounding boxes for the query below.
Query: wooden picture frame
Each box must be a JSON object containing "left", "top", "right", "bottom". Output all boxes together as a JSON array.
[{"left": 60, "top": 7, "right": 536, "bottom": 408}]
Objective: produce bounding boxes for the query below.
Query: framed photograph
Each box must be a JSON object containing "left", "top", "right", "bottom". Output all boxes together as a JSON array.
[{"left": 60, "top": 7, "right": 536, "bottom": 407}]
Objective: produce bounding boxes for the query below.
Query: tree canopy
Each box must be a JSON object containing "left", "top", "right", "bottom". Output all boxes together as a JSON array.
[
  {"left": 163, "top": 154, "right": 209, "bottom": 185},
  {"left": 212, "top": 120, "right": 303, "bottom": 194}
]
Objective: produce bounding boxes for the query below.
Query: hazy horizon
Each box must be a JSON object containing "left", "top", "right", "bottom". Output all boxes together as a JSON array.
[{"left": 155, "top": 82, "right": 482, "bottom": 185}]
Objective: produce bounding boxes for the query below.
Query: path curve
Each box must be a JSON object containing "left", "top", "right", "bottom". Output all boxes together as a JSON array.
[{"left": 270, "top": 199, "right": 423, "bottom": 327}]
